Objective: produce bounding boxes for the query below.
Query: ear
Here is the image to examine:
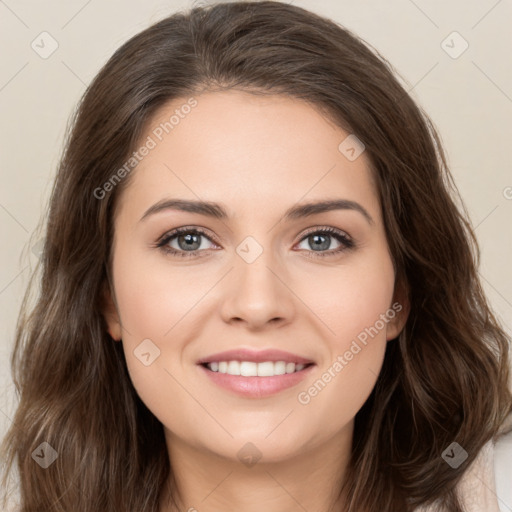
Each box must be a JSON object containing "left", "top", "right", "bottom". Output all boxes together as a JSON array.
[
  {"left": 99, "top": 280, "right": 123, "bottom": 341},
  {"left": 386, "top": 275, "right": 410, "bottom": 341}
]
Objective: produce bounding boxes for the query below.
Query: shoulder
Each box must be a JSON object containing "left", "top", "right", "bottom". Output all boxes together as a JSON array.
[
  {"left": 454, "top": 423, "right": 512, "bottom": 512},
  {"left": 413, "top": 417, "right": 512, "bottom": 512},
  {"left": 494, "top": 418, "right": 512, "bottom": 512},
  {"left": 456, "top": 437, "right": 500, "bottom": 512}
]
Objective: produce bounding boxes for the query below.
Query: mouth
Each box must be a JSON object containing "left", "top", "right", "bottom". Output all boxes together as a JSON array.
[
  {"left": 197, "top": 348, "right": 316, "bottom": 398},
  {"left": 200, "top": 360, "right": 315, "bottom": 376}
]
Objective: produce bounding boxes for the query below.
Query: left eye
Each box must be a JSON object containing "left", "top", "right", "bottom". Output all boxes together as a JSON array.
[
  {"left": 296, "top": 230, "right": 350, "bottom": 253},
  {"left": 156, "top": 226, "right": 354, "bottom": 259},
  {"left": 294, "top": 227, "right": 355, "bottom": 258}
]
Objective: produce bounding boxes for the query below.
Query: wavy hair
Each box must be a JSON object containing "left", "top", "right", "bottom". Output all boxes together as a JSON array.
[{"left": 1, "top": 1, "right": 511, "bottom": 511}]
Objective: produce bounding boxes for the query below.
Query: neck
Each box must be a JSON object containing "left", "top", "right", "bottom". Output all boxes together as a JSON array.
[{"left": 159, "top": 423, "right": 353, "bottom": 512}]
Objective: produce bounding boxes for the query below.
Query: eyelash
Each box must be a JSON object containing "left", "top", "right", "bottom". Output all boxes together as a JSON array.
[{"left": 155, "top": 226, "right": 355, "bottom": 259}]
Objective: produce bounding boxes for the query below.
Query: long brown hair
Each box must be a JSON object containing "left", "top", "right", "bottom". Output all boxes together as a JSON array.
[{"left": 2, "top": 1, "right": 511, "bottom": 511}]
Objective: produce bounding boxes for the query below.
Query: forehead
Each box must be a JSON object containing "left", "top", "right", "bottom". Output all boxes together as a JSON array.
[{"left": 116, "top": 90, "right": 380, "bottom": 225}]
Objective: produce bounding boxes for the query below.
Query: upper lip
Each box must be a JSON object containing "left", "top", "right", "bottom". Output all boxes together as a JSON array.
[{"left": 197, "top": 348, "right": 315, "bottom": 365}]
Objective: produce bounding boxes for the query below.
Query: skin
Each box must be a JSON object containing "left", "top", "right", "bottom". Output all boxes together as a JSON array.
[{"left": 102, "top": 90, "right": 409, "bottom": 512}]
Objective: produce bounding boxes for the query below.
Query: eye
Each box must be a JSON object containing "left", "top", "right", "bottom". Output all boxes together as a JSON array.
[
  {"left": 156, "top": 227, "right": 218, "bottom": 258},
  {"left": 156, "top": 226, "right": 355, "bottom": 259},
  {"left": 295, "top": 227, "right": 354, "bottom": 259}
]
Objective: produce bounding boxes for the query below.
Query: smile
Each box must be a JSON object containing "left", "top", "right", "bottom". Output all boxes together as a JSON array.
[
  {"left": 199, "top": 361, "right": 315, "bottom": 398},
  {"left": 204, "top": 360, "right": 310, "bottom": 376}
]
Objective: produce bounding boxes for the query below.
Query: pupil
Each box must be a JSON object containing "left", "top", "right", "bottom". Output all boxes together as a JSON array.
[
  {"left": 311, "top": 234, "right": 329, "bottom": 251},
  {"left": 179, "top": 233, "right": 200, "bottom": 251}
]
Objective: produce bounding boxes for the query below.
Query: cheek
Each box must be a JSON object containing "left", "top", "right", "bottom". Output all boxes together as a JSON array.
[
  {"left": 294, "top": 254, "right": 395, "bottom": 429},
  {"left": 111, "top": 247, "right": 215, "bottom": 423},
  {"left": 300, "top": 252, "right": 396, "bottom": 350},
  {"left": 112, "top": 246, "right": 213, "bottom": 340}
]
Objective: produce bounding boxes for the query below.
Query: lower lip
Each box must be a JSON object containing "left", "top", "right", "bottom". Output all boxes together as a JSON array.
[{"left": 198, "top": 364, "right": 315, "bottom": 398}]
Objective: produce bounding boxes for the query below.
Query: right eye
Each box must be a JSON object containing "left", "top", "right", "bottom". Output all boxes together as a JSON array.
[{"left": 156, "top": 227, "right": 220, "bottom": 258}]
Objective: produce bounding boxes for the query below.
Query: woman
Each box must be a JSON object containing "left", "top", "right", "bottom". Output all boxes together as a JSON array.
[{"left": 1, "top": 1, "right": 511, "bottom": 511}]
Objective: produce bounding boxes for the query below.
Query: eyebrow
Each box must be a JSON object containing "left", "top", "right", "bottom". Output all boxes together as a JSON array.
[{"left": 139, "top": 198, "right": 374, "bottom": 225}]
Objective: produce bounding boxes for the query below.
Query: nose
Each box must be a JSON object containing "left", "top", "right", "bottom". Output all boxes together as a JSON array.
[{"left": 219, "top": 248, "right": 295, "bottom": 330}]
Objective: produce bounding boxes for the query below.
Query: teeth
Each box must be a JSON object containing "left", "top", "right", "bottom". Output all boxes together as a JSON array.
[{"left": 206, "top": 360, "right": 308, "bottom": 376}]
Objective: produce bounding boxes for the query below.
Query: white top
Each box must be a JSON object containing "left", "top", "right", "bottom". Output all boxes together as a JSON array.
[
  {"left": 456, "top": 440, "right": 501, "bottom": 512},
  {"left": 416, "top": 414, "right": 512, "bottom": 512}
]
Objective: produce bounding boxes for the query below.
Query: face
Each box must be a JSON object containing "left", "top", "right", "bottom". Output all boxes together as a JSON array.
[{"left": 102, "top": 90, "right": 408, "bottom": 465}]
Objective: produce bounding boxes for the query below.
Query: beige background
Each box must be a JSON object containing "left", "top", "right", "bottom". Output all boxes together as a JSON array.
[{"left": 1, "top": 0, "right": 511, "bottom": 509}]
